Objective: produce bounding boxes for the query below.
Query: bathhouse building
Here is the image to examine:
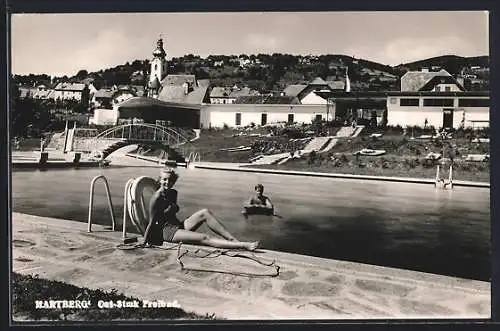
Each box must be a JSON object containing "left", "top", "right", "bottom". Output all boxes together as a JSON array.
[{"left": 386, "top": 69, "right": 489, "bottom": 129}]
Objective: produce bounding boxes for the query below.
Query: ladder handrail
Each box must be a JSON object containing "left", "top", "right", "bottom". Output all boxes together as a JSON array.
[
  {"left": 87, "top": 175, "right": 116, "bottom": 232},
  {"left": 187, "top": 151, "right": 200, "bottom": 163}
]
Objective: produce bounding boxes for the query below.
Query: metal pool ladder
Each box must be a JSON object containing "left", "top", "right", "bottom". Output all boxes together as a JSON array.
[{"left": 87, "top": 175, "right": 116, "bottom": 232}]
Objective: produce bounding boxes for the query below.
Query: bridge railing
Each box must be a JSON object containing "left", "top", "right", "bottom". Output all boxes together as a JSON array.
[{"left": 75, "top": 123, "right": 197, "bottom": 156}]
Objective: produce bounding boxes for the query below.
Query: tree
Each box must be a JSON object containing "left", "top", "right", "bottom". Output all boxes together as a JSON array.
[
  {"left": 75, "top": 70, "right": 88, "bottom": 80},
  {"left": 380, "top": 109, "right": 388, "bottom": 128}
]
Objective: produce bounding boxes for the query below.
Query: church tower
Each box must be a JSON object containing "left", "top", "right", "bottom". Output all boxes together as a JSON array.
[{"left": 148, "top": 37, "right": 167, "bottom": 98}]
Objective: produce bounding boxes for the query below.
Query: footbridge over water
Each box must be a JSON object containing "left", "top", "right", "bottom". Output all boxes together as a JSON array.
[{"left": 49, "top": 123, "right": 200, "bottom": 162}]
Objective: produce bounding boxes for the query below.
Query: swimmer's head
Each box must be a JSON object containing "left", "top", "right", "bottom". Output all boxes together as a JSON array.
[{"left": 255, "top": 184, "right": 264, "bottom": 195}]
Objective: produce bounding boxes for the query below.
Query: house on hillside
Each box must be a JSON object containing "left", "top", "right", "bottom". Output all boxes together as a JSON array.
[
  {"left": 91, "top": 85, "right": 143, "bottom": 109},
  {"left": 457, "top": 66, "right": 489, "bottom": 91},
  {"left": 360, "top": 68, "right": 398, "bottom": 82},
  {"left": 17, "top": 85, "right": 38, "bottom": 99},
  {"left": 282, "top": 76, "right": 347, "bottom": 105},
  {"left": 32, "top": 84, "right": 55, "bottom": 100},
  {"left": 112, "top": 85, "right": 137, "bottom": 106},
  {"left": 53, "top": 82, "right": 89, "bottom": 103},
  {"left": 91, "top": 89, "right": 114, "bottom": 109},
  {"left": 209, "top": 86, "right": 260, "bottom": 104}
]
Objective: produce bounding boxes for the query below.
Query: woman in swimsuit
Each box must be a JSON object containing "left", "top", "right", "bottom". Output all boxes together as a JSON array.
[{"left": 141, "top": 168, "right": 258, "bottom": 251}]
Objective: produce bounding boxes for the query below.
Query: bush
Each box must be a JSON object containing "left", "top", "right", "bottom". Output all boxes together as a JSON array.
[
  {"left": 12, "top": 273, "right": 216, "bottom": 321},
  {"left": 308, "top": 151, "right": 317, "bottom": 165},
  {"left": 422, "top": 158, "right": 437, "bottom": 168}
]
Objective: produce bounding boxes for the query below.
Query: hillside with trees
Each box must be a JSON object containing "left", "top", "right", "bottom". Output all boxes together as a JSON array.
[{"left": 13, "top": 54, "right": 489, "bottom": 94}]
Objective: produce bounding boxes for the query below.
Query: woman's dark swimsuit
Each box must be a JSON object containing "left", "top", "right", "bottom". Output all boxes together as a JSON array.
[{"left": 148, "top": 188, "right": 184, "bottom": 244}]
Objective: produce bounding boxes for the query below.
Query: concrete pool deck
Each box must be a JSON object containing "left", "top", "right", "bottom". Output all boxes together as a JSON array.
[
  {"left": 192, "top": 162, "right": 490, "bottom": 188},
  {"left": 12, "top": 212, "right": 490, "bottom": 320}
]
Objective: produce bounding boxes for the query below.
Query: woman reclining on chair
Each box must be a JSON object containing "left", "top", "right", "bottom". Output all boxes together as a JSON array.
[{"left": 140, "top": 168, "right": 258, "bottom": 251}]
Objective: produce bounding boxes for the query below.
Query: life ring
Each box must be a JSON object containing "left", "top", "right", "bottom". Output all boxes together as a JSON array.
[{"left": 126, "top": 176, "right": 159, "bottom": 235}]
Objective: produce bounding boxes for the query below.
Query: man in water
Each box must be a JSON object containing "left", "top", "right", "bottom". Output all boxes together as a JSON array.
[{"left": 242, "top": 184, "right": 274, "bottom": 218}]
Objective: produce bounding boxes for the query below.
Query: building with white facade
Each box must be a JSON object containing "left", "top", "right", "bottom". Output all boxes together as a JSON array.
[
  {"left": 200, "top": 103, "right": 329, "bottom": 128},
  {"left": 386, "top": 68, "right": 489, "bottom": 129},
  {"left": 88, "top": 108, "right": 119, "bottom": 125},
  {"left": 53, "top": 82, "right": 89, "bottom": 102},
  {"left": 32, "top": 85, "right": 54, "bottom": 99},
  {"left": 386, "top": 91, "right": 489, "bottom": 129}
]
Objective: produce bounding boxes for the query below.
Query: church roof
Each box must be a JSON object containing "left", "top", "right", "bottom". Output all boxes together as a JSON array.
[
  {"left": 161, "top": 74, "right": 197, "bottom": 86},
  {"left": 158, "top": 84, "right": 209, "bottom": 105}
]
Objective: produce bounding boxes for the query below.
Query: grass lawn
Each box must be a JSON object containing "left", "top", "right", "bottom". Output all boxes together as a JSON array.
[
  {"left": 191, "top": 127, "right": 490, "bottom": 183},
  {"left": 12, "top": 273, "right": 218, "bottom": 321}
]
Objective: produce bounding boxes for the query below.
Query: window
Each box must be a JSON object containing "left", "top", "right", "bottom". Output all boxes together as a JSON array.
[
  {"left": 423, "top": 98, "right": 454, "bottom": 107},
  {"left": 261, "top": 113, "right": 267, "bottom": 126},
  {"left": 235, "top": 113, "right": 241, "bottom": 126},
  {"left": 155, "top": 64, "right": 158, "bottom": 70},
  {"left": 458, "top": 98, "right": 490, "bottom": 107},
  {"left": 445, "top": 86, "right": 451, "bottom": 92},
  {"left": 389, "top": 98, "right": 397, "bottom": 104},
  {"left": 399, "top": 98, "right": 419, "bottom": 106},
  {"left": 288, "top": 114, "right": 294, "bottom": 124},
  {"left": 315, "top": 114, "right": 322, "bottom": 121},
  {"left": 435, "top": 86, "right": 441, "bottom": 92}
]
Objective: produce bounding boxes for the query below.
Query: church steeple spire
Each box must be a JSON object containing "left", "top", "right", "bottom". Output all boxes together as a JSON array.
[
  {"left": 152, "top": 35, "right": 166, "bottom": 58},
  {"left": 148, "top": 36, "right": 168, "bottom": 98}
]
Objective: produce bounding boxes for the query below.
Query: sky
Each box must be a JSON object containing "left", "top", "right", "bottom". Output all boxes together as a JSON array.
[{"left": 11, "top": 11, "right": 489, "bottom": 77}]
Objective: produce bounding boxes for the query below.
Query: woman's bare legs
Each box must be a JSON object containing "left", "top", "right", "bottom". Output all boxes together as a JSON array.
[
  {"left": 171, "top": 229, "right": 258, "bottom": 251},
  {"left": 183, "top": 208, "right": 238, "bottom": 241}
]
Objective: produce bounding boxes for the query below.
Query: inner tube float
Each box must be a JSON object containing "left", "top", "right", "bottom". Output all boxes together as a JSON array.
[
  {"left": 126, "top": 176, "right": 159, "bottom": 235},
  {"left": 242, "top": 206, "right": 276, "bottom": 225},
  {"left": 242, "top": 205, "right": 274, "bottom": 216}
]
